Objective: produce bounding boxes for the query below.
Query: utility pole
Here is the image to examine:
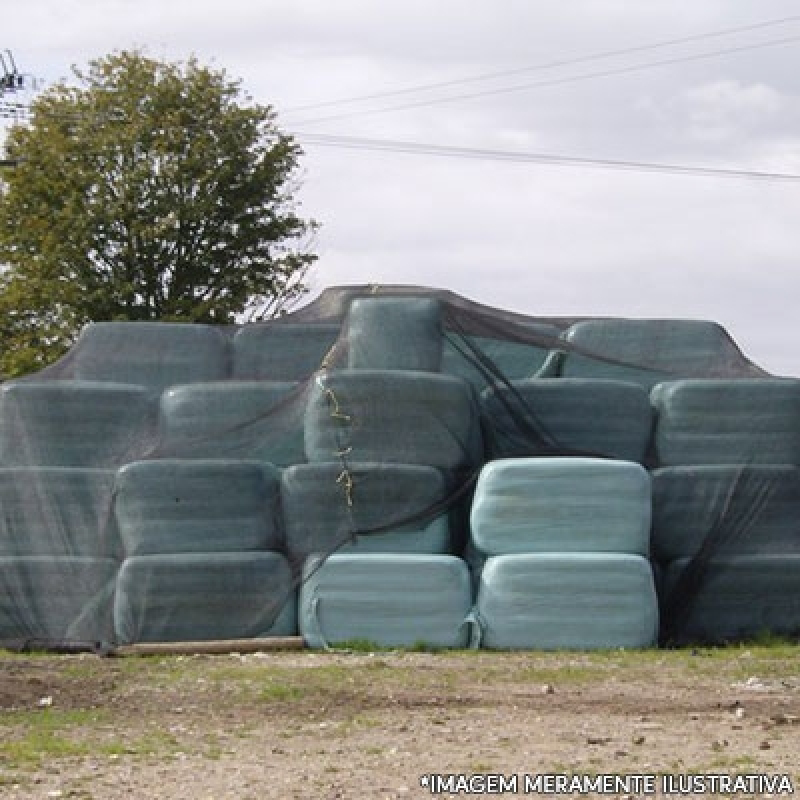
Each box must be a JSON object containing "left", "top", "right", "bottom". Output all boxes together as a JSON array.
[{"left": 1, "top": 50, "right": 26, "bottom": 168}]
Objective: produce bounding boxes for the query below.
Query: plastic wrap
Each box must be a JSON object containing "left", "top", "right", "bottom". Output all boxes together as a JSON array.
[
  {"left": 114, "top": 459, "right": 282, "bottom": 556},
  {"left": 481, "top": 378, "right": 653, "bottom": 461},
  {"left": 471, "top": 458, "right": 651, "bottom": 556},
  {"left": 299, "top": 554, "right": 472, "bottom": 649},
  {"left": 651, "top": 379, "right": 800, "bottom": 466},
  {"left": 475, "top": 553, "right": 658, "bottom": 650}
]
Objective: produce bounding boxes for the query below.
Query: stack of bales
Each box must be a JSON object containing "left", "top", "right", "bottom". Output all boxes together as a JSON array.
[
  {"left": 295, "top": 297, "right": 477, "bottom": 649},
  {"left": 469, "top": 457, "right": 658, "bottom": 649}
]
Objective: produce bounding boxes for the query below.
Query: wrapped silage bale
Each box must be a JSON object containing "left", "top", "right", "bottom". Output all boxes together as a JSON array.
[
  {"left": 475, "top": 553, "right": 659, "bottom": 650},
  {"left": 281, "top": 463, "right": 454, "bottom": 565},
  {"left": 442, "top": 327, "right": 558, "bottom": 390},
  {"left": 114, "top": 459, "right": 282, "bottom": 556},
  {"left": 233, "top": 323, "right": 341, "bottom": 381},
  {"left": 0, "top": 556, "right": 118, "bottom": 645},
  {"left": 159, "top": 381, "right": 304, "bottom": 465},
  {"left": 651, "top": 465, "right": 800, "bottom": 563},
  {"left": 0, "top": 382, "right": 155, "bottom": 468},
  {"left": 560, "top": 319, "right": 745, "bottom": 389},
  {"left": 73, "top": 321, "right": 230, "bottom": 390},
  {"left": 481, "top": 379, "right": 653, "bottom": 462},
  {"left": 470, "top": 457, "right": 651, "bottom": 557},
  {"left": 346, "top": 296, "right": 443, "bottom": 371},
  {"left": 305, "top": 370, "right": 482, "bottom": 469},
  {"left": 113, "top": 551, "right": 296, "bottom": 644},
  {"left": 651, "top": 379, "right": 800, "bottom": 466},
  {"left": 662, "top": 555, "right": 800, "bottom": 643},
  {"left": 0, "top": 468, "right": 119, "bottom": 558},
  {"left": 299, "top": 554, "right": 473, "bottom": 649}
]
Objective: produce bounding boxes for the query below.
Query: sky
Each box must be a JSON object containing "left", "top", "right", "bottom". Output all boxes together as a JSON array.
[{"left": 2, "top": 1, "right": 799, "bottom": 375}]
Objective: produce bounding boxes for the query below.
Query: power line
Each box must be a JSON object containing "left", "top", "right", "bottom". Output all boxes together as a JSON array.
[
  {"left": 283, "top": 14, "right": 800, "bottom": 115},
  {"left": 289, "top": 34, "right": 800, "bottom": 126},
  {"left": 296, "top": 132, "right": 800, "bottom": 183}
]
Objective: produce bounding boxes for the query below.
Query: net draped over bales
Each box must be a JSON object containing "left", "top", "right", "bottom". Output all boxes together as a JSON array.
[{"left": 0, "top": 284, "right": 797, "bottom": 651}]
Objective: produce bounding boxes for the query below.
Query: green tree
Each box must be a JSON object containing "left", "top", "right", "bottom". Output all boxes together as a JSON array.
[{"left": 0, "top": 50, "right": 317, "bottom": 377}]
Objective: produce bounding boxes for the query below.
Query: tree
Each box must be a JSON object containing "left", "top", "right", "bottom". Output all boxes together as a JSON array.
[{"left": 0, "top": 50, "right": 317, "bottom": 377}]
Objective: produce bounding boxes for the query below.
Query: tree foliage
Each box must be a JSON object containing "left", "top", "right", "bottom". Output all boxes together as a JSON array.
[{"left": 0, "top": 50, "right": 317, "bottom": 377}]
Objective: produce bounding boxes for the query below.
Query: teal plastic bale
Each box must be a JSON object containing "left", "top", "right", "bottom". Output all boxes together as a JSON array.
[
  {"left": 0, "top": 468, "right": 119, "bottom": 558},
  {"left": 73, "top": 322, "right": 230, "bottom": 390},
  {"left": 158, "top": 381, "right": 304, "bottom": 466},
  {"left": 233, "top": 323, "right": 341, "bottom": 381},
  {"left": 470, "top": 458, "right": 651, "bottom": 557},
  {"left": 663, "top": 555, "right": 800, "bottom": 643},
  {"left": 305, "top": 370, "right": 482, "bottom": 469},
  {"left": 651, "top": 379, "right": 800, "bottom": 466},
  {"left": 481, "top": 378, "right": 653, "bottom": 461},
  {"left": 0, "top": 556, "right": 117, "bottom": 645},
  {"left": 442, "top": 326, "right": 559, "bottom": 390},
  {"left": 651, "top": 466, "right": 800, "bottom": 562},
  {"left": 475, "top": 553, "right": 659, "bottom": 650},
  {"left": 299, "top": 554, "right": 473, "bottom": 649},
  {"left": 346, "top": 296, "right": 443, "bottom": 371},
  {"left": 0, "top": 382, "right": 155, "bottom": 467},
  {"left": 560, "top": 318, "right": 754, "bottom": 389},
  {"left": 114, "top": 460, "right": 282, "bottom": 556},
  {"left": 113, "top": 552, "right": 296, "bottom": 644},
  {"left": 281, "top": 463, "right": 453, "bottom": 565}
]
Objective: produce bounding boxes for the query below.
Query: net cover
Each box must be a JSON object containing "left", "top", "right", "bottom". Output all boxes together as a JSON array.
[{"left": 0, "top": 283, "right": 794, "bottom": 651}]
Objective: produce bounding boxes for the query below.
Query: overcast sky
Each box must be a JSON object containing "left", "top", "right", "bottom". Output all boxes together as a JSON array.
[{"left": 3, "top": 1, "right": 799, "bottom": 375}]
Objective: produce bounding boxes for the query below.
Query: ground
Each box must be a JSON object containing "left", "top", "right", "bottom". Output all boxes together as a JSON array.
[{"left": 1, "top": 645, "right": 799, "bottom": 799}]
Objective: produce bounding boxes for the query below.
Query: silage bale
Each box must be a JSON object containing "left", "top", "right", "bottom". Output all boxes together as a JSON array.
[
  {"left": 474, "top": 553, "right": 659, "bottom": 650},
  {"left": 0, "top": 556, "right": 118, "bottom": 645},
  {"left": 347, "top": 296, "right": 443, "bottom": 371},
  {"left": 73, "top": 321, "right": 230, "bottom": 390},
  {"left": 159, "top": 381, "right": 304, "bottom": 465},
  {"left": 305, "top": 370, "right": 482, "bottom": 469},
  {"left": 113, "top": 551, "right": 295, "bottom": 644},
  {"left": 651, "top": 379, "right": 800, "bottom": 466},
  {"left": 232, "top": 323, "right": 341, "bottom": 381},
  {"left": 114, "top": 459, "right": 282, "bottom": 556},
  {"left": 281, "top": 462, "right": 453, "bottom": 565},
  {"left": 662, "top": 554, "right": 800, "bottom": 644},
  {"left": 0, "top": 382, "right": 155, "bottom": 468},
  {"left": 299, "top": 553, "right": 473, "bottom": 649},
  {"left": 470, "top": 457, "right": 651, "bottom": 557},
  {"left": 0, "top": 467, "right": 119, "bottom": 558},
  {"left": 481, "top": 378, "right": 653, "bottom": 461},
  {"left": 651, "top": 465, "right": 800, "bottom": 563}
]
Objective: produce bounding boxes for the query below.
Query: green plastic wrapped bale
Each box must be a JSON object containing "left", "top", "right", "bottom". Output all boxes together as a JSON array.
[
  {"left": 299, "top": 554, "right": 472, "bottom": 649},
  {"left": 158, "top": 381, "right": 304, "bottom": 465},
  {"left": 113, "top": 552, "right": 296, "bottom": 644},
  {"left": 651, "top": 379, "right": 800, "bottom": 466},
  {"left": 651, "top": 466, "right": 800, "bottom": 563},
  {"left": 481, "top": 378, "right": 653, "bottom": 461},
  {"left": 663, "top": 555, "right": 800, "bottom": 643},
  {"left": 470, "top": 458, "right": 651, "bottom": 557},
  {"left": 0, "top": 468, "right": 119, "bottom": 558},
  {"left": 281, "top": 463, "right": 453, "bottom": 565},
  {"left": 305, "top": 370, "right": 482, "bottom": 469},
  {"left": 442, "top": 327, "right": 559, "bottom": 390},
  {"left": 114, "top": 460, "right": 282, "bottom": 556},
  {"left": 0, "top": 557, "right": 117, "bottom": 646},
  {"left": 560, "top": 319, "right": 752, "bottom": 389},
  {"left": 233, "top": 323, "right": 341, "bottom": 380},
  {"left": 73, "top": 322, "right": 230, "bottom": 390},
  {"left": 475, "top": 553, "right": 659, "bottom": 650},
  {"left": 347, "top": 297, "right": 443, "bottom": 371},
  {"left": 0, "top": 382, "right": 155, "bottom": 468}
]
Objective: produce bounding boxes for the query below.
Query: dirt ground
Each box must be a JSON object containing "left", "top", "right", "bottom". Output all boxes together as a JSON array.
[{"left": 1, "top": 645, "right": 799, "bottom": 799}]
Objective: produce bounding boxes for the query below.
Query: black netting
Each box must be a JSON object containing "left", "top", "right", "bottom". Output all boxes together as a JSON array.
[{"left": 0, "top": 284, "right": 796, "bottom": 651}]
